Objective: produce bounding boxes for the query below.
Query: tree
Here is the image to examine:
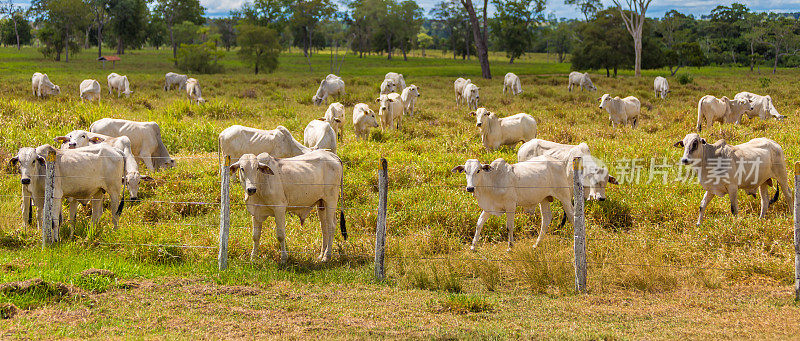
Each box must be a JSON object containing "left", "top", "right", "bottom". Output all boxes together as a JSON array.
[
  {"left": 417, "top": 31, "right": 433, "bottom": 56},
  {"left": 30, "top": 0, "right": 90, "bottom": 62},
  {"left": 154, "top": 0, "right": 205, "bottom": 65},
  {"left": 564, "top": 0, "right": 600, "bottom": 21},
  {"left": 108, "top": 0, "right": 148, "bottom": 54},
  {"left": 396, "top": 0, "right": 423, "bottom": 61},
  {"left": 238, "top": 0, "right": 291, "bottom": 30},
  {"left": 490, "top": 0, "right": 545, "bottom": 63},
  {"left": 84, "top": 0, "right": 109, "bottom": 57},
  {"left": 211, "top": 17, "right": 238, "bottom": 51},
  {"left": 545, "top": 20, "right": 574, "bottom": 63},
  {"left": 572, "top": 9, "right": 630, "bottom": 77},
  {"left": 172, "top": 20, "right": 200, "bottom": 45},
  {"left": 1, "top": 0, "right": 25, "bottom": 50},
  {"left": 289, "top": 0, "right": 335, "bottom": 59},
  {"left": 1, "top": 12, "right": 31, "bottom": 47},
  {"left": 656, "top": 10, "right": 701, "bottom": 75},
  {"left": 459, "top": 0, "right": 491, "bottom": 78},
  {"left": 760, "top": 14, "right": 800, "bottom": 73},
  {"left": 145, "top": 16, "right": 168, "bottom": 48},
  {"left": 612, "top": 0, "right": 652, "bottom": 76},
  {"left": 237, "top": 23, "right": 281, "bottom": 74}
]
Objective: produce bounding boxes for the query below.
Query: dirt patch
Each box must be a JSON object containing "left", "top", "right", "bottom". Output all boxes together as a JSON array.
[
  {"left": 188, "top": 285, "right": 261, "bottom": 297},
  {"left": 0, "top": 303, "right": 18, "bottom": 319}
]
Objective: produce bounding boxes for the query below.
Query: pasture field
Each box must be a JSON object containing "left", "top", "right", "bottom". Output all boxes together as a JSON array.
[{"left": 1, "top": 46, "right": 800, "bottom": 338}]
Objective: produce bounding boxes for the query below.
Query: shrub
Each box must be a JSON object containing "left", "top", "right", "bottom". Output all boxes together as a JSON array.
[
  {"left": 676, "top": 73, "right": 694, "bottom": 85},
  {"left": 176, "top": 42, "right": 224, "bottom": 74},
  {"left": 759, "top": 77, "right": 771, "bottom": 88}
]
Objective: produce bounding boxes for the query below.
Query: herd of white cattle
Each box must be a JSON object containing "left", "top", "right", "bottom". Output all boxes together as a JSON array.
[{"left": 10, "top": 69, "right": 792, "bottom": 262}]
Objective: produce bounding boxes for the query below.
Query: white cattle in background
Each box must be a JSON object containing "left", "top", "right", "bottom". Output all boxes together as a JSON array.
[
  {"left": 454, "top": 78, "right": 471, "bottom": 106},
  {"left": 303, "top": 119, "right": 338, "bottom": 153},
  {"left": 695, "top": 95, "right": 753, "bottom": 132},
  {"left": 323, "top": 102, "right": 345, "bottom": 140},
  {"left": 400, "top": 85, "right": 420, "bottom": 116},
  {"left": 385, "top": 72, "right": 406, "bottom": 90},
  {"left": 89, "top": 118, "right": 175, "bottom": 171},
  {"left": 471, "top": 108, "right": 536, "bottom": 151},
  {"left": 503, "top": 73, "right": 523, "bottom": 96},
  {"left": 185, "top": 78, "right": 205, "bottom": 104},
  {"left": 376, "top": 93, "right": 404, "bottom": 130},
  {"left": 80, "top": 79, "right": 102, "bottom": 102},
  {"left": 734, "top": 92, "right": 786, "bottom": 121},
  {"left": 568, "top": 72, "right": 597, "bottom": 92},
  {"left": 31, "top": 73, "right": 61, "bottom": 98},
  {"left": 313, "top": 74, "right": 345, "bottom": 106},
  {"left": 462, "top": 83, "right": 480, "bottom": 110},
  {"left": 654, "top": 76, "right": 669, "bottom": 99},
  {"left": 219, "top": 125, "right": 311, "bottom": 162},
  {"left": 352, "top": 103, "right": 379, "bottom": 140},
  {"left": 107, "top": 73, "right": 132, "bottom": 98},
  {"left": 598, "top": 94, "right": 641, "bottom": 128},
  {"left": 164, "top": 72, "right": 188, "bottom": 91},
  {"left": 379, "top": 78, "right": 396, "bottom": 95}
]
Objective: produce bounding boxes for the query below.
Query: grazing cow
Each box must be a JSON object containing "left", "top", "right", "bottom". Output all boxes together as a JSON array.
[
  {"left": 598, "top": 94, "right": 641, "bottom": 128},
  {"left": 400, "top": 85, "right": 420, "bottom": 116},
  {"left": 654, "top": 76, "right": 669, "bottom": 99},
  {"left": 452, "top": 157, "right": 575, "bottom": 250},
  {"left": 696, "top": 95, "right": 753, "bottom": 132},
  {"left": 568, "top": 72, "right": 597, "bottom": 92},
  {"left": 503, "top": 73, "right": 523, "bottom": 96},
  {"left": 219, "top": 125, "right": 311, "bottom": 162},
  {"left": 518, "top": 139, "right": 618, "bottom": 201},
  {"left": 303, "top": 119, "right": 338, "bottom": 153},
  {"left": 89, "top": 118, "right": 175, "bottom": 171},
  {"left": 107, "top": 73, "right": 132, "bottom": 98},
  {"left": 353, "top": 103, "right": 379, "bottom": 140},
  {"left": 230, "top": 150, "right": 344, "bottom": 263},
  {"left": 376, "top": 93, "right": 404, "bottom": 130},
  {"left": 164, "top": 72, "right": 188, "bottom": 91},
  {"left": 53, "top": 130, "right": 150, "bottom": 200},
  {"left": 385, "top": 72, "right": 406, "bottom": 90},
  {"left": 324, "top": 102, "right": 345, "bottom": 139},
  {"left": 471, "top": 108, "right": 537, "bottom": 151},
  {"left": 11, "top": 144, "right": 125, "bottom": 239},
  {"left": 674, "top": 133, "right": 792, "bottom": 225},
  {"left": 734, "top": 92, "right": 786, "bottom": 121},
  {"left": 80, "top": 79, "right": 102, "bottom": 102},
  {"left": 454, "top": 78, "right": 471, "bottom": 106},
  {"left": 313, "top": 74, "right": 345, "bottom": 106},
  {"left": 185, "top": 78, "right": 205, "bottom": 104},
  {"left": 31, "top": 73, "right": 61, "bottom": 98},
  {"left": 462, "top": 83, "right": 480, "bottom": 110},
  {"left": 379, "top": 79, "right": 396, "bottom": 95}
]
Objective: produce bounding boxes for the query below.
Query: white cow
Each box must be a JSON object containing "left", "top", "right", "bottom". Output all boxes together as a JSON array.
[
  {"left": 695, "top": 95, "right": 753, "bottom": 132},
  {"left": 452, "top": 157, "right": 575, "bottom": 250},
  {"left": 503, "top": 73, "right": 523, "bottom": 96},
  {"left": 185, "top": 78, "right": 205, "bottom": 104},
  {"left": 313, "top": 74, "right": 345, "bottom": 106},
  {"left": 323, "top": 102, "right": 345, "bottom": 139},
  {"left": 675, "top": 133, "right": 792, "bottom": 225},
  {"left": 471, "top": 108, "right": 537, "bottom": 151},
  {"left": 734, "top": 92, "right": 786, "bottom": 121},
  {"left": 303, "top": 119, "right": 338, "bottom": 153},
  {"left": 353, "top": 103, "right": 379, "bottom": 140},
  {"left": 598, "top": 94, "right": 640, "bottom": 128},
  {"left": 89, "top": 118, "right": 175, "bottom": 171},
  {"left": 376, "top": 93, "right": 404, "bottom": 130},
  {"left": 11, "top": 144, "right": 125, "bottom": 239},
  {"left": 568, "top": 72, "right": 597, "bottom": 92},
  {"left": 379, "top": 79, "right": 396, "bottom": 95},
  {"left": 385, "top": 72, "right": 406, "bottom": 90},
  {"left": 219, "top": 125, "right": 311, "bottom": 162},
  {"left": 654, "top": 76, "right": 669, "bottom": 99},
  {"left": 230, "top": 150, "right": 344, "bottom": 263},
  {"left": 107, "top": 73, "right": 132, "bottom": 98},
  {"left": 454, "top": 78, "right": 472, "bottom": 106},
  {"left": 31, "top": 73, "right": 61, "bottom": 98},
  {"left": 80, "top": 79, "right": 102, "bottom": 102},
  {"left": 462, "top": 83, "right": 480, "bottom": 110},
  {"left": 400, "top": 85, "right": 420, "bottom": 116},
  {"left": 517, "top": 139, "right": 618, "bottom": 201},
  {"left": 164, "top": 72, "right": 189, "bottom": 91}
]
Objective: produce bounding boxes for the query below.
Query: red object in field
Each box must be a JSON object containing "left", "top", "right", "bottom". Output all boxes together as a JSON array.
[{"left": 97, "top": 55, "right": 121, "bottom": 69}]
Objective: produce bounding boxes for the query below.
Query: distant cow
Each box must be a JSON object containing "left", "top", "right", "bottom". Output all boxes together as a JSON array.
[
  {"left": 90, "top": 118, "right": 175, "bottom": 171},
  {"left": 471, "top": 108, "right": 537, "bottom": 151},
  {"left": 400, "top": 85, "right": 420, "bottom": 116},
  {"left": 313, "top": 74, "right": 345, "bottom": 106},
  {"left": 324, "top": 102, "right": 345, "bottom": 139},
  {"left": 230, "top": 150, "right": 344, "bottom": 263},
  {"left": 353, "top": 103, "right": 379, "bottom": 140},
  {"left": 107, "top": 73, "right": 132, "bottom": 98},
  {"left": 376, "top": 93, "right": 404, "bottom": 130},
  {"left": 568, "top": 72, "right": 596, "bottom": 92},
  {"left": 31, "top": 73, "right": 61, "bottom": 98},
  {"left": 654, "top": 76, "right": 669, "bottom": 99},
  {"left": 518, "top": 139, "right": 618, "bottom": 201},
  {"left": 598, "top": 94, "right": 640, "bottom": 128},
  {"left": 696, "top": 95, "right": 753, "bottom": 132},
  {"left": 734, "top": 92, "right": 786, "bottom": 121},
  {"left": 185, "top": 78, "right": 205, "bottom": 104},
  {"left": 164, "top": 72, "right": 188, "bottom": 91},
  {"left": 219, "top": 125, "right": 311, "bottom": 162},
  {"left": 675, "top": 133, "right": 792, "bottom": 225},
  {"left": 503, "top": 73, "right": 523, "bottom": 96},
  {"left": 462, "top": 83, "right": 480, "bottom": 110},
  {"left": 452, "top": 157, "right": 575, "bottom": 250},
  {"left": 379, "top": 79, "right": 396, "bottom": 95},
  {"left": 385, "top": 72, "right": 406, "bottom": 90},
  {"left": 303, "top": 119, "right": 337, "bottom": 153},
  {"left": 80, "top": 79, "right": 102, "bottom": 102},
  {"left": 454, "top": 78, "right": 472, "bottom": 106}
]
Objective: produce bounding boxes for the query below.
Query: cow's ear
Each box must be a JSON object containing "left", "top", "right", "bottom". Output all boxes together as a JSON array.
[
  {"left": 608, "top": 175, "right": 618, "bottom": 185},
  {"left": 89, "top": 136, "right": 105, "bottom": 143},
  {"left": 596, "top": 97, "right": 602, "bottom": 101},
  {"left": 481, "top": 164, "right": 492, "bottom": 172},
  {"left": 257, "top": 164, "right": 274, "bottom": 175},
  {"left": 700, "top": 138, "right": 706, "bottom": 144},
  {"left": 469, "top": 111, "right": 476, "bottom": 116},
  {"left": 54, "top": 136, "right": 69, "bottom": 143},
  {"left": 673, "top": 140, "right": 684, "bottom": 148},
  {"left": 9, "top": 156, "right": 18, "bottom": 166},
  {"left": 317, "top": 117, "right": 325, "bottom": 121},
  {"left": 451, "top": 165, "right": 464, "bottom": 173},
  {"left": 334, "top": 118, "right": 341, "bottom": 123},
  {"left": 141, "top": 175, "right": 155, "bottom": 181},
  {"left": 229, "top": 162, "right": 240, "bottom": 174},
  {"left": 374, "top": 98, "right": 380, "bottom": 103}
]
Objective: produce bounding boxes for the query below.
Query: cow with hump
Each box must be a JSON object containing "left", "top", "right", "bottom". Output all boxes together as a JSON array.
[
  {"left": 313, "top": 74, "right": 345, "bottom": 106},
  {"left": 219, "top": 125, "right": 311, "bottom": 162},
  {"left": 452, "top": 157, "right": 575, "bottom": 251},
  {"left": 472, "top": 108, "right": 537, "bottom": 151},
  {"left": 90, "top": 118, "right": 175, "bottom": 171}
]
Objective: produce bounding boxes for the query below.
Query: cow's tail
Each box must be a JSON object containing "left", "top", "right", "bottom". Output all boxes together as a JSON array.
[
  {"left": 559, "top": 211, "right": 567, "bottom": 229},
  {"left": 337, "top": 156, "right": 347, "bottom": 240},
  {"left": 769, "top": 181, "right": 781, "bottom": 206}
]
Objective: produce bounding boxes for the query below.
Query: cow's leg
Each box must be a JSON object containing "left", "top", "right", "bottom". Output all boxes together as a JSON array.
[
  {"left": 697, "top": 191, "right": 714, "bottom": 226},
  {"left": 68, "top": 199, "right": 78, "bottom": 239},
  {"left": 140, "top": 152, "right": 156, "bottom": 172},
  {"left": 274, "top": 212, "right": 288, "bottom": 264},
  {"left": 534, "top": 203, "right": 552, "bottom": 249},
  {"left": 505, "top": 210, "right": 515, "bottom": 251},
  {"left": 759, "top": 183, "right": 770, "bottom": 218},
  {"left": 728, "top": 187, "right": 739, "bottom": 216},
  {"left": 471, "top": 211, "right": 490, "bottom": 251},
  {"left": 109, "top": 191, "right": 121, "bottom": 230},
  {"left": 51, "top": 194, "right": 63, "bottom": 243},
  {"left": 21, "top": 188, "right": 32, "bottom": 227},
  {"left": 318, "top": 203, "right": 335, "bottom": 262},
  {"left": 251, "top": 215, "right": 264, "bottom": 261},
  {"left": 90, "top": 195, "right": 103, "bottom": 233}
]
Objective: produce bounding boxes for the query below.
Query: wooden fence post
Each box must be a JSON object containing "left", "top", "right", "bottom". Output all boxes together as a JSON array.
[
  {"left": 41, "top": 150, "right": 56, "bottom": 248},
  {"left": 218, "top": 155, "right": 231, "bottom": 271},
  {"left": 573, "top": 156, "right": 587, "bottom": 293},
  {"left": 794, "top": 162, "right": 799, "bottom": 301},
  {"left": 375, "top": 158, "right": 388, "bottom": 281}
]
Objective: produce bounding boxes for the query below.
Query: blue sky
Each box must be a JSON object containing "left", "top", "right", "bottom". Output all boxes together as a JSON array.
[{"left": 10, "top": 0, "right": 800, "bottom": 19}]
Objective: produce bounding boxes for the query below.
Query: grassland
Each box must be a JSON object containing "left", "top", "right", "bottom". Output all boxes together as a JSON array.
[{"left": 0, "top": 46, "right": 800, "bottom": 338}]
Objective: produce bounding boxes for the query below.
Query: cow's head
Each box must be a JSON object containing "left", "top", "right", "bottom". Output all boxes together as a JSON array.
[
  {"left": 156, "top": 157, "right": 176, "bottom": 170},
  {"left": 46, "top": 85, "right": 61, "bottom": 96},
  {"left": 674, "top": 133, "right": 706, "bottom": 165},
  {"left": 471, "top": 108, "right": 494, "bottom": 128},
  {"left": 357, "top": 105, "right": 380, "bottom": 128},
  {"left": 467, "top": 85, "right": 480, "bottom": 101},
  {"left": 229, "top": 153, "right": 275, "bottom": 196},
  {"left": 582, "top": 156, "right": 618, "bottom": 201},
  {"left": 451, "top": 159, "right": 491, "bottom": 193},
  {"left": 312, "top": 95, "right": 324, "bottom": 106},
  {"left": 11, "top": 147, "right": 43, "bottom": 186},
  {"left": 383, "top": 79, "right": 396, "bottom": 92},
  {"left": 54, "top": 130, "right": 102, "bottom": 149},
  {"left": 407, "top": 85, "right": 420, "bottom": 97},
  {"left": 598, "top": 94, "right": 612, "bottom": 109},
  {"left": 124, "top": 171, "right": 153, "bottom": 201},
  {"left": 377, "top": 95, "right": 394, "bottom": 115}
]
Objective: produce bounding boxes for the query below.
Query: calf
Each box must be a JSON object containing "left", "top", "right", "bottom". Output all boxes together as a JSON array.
[
  {"left": 230, "top": 150, "right": 344, "bottom": 263},
  {"left": 385, "top": 72, "right": 406, "bottom": 90},
  {"left": 471, "top": 108, "right": 537, "bottom": 151},
  {"left": 696, "top": 95, "right": 753, "bottom": 132},
  {"left": 185, "top": 78, "right": 205, "bottom": 104},
  {"left": 568, "top": 72, "right": 596, "bottom": 92},
  {"left": 90, "top": 118, "right": 175, "bottom": 171},
  {"left": 303, "top": 119, "right": 337, "bottom": 153},
  {"left": 598, "top": 94, "right": 640, "bottom": 128},
  {"left": 452, "top": 157, "right": 575, "bottom": 250},
  {"left": 454, "top": 78, "right": 471, "bottom": 106},
  {"left": 352, "top": 103, "right": 379, "bottom": 140},
  {"left": 219, "top": 125, "right": 311, "bottom": 162},
  {"left": 107, "top": 73, "right": 132, "bottom": 98},
  {"left": 323, "top": 102, "right": 345, "bottom": 139},
  {"left": 654, "top": 76, "right": 669, "bottom": 99},
  {"left": 379, "top": 79, "right": 396, "bottom": 95},
  {"left": 164, "top": 72, "right": 188, "bottom": 91},
  {"left": 503, "top": 73, "right": 523, "bottom": 96},
  {"left": 313, "top": 74, "right": 345, "bottom": 106},
  {"left": 376, "top": 93, "right": 404, "bottom": 130},
  {"left": 675, "top": 133, "right": 791, "bottom": 225},
  {"left": 734, "top": 92, "right": 786, "bottom": 121},
  {"left": 80, "top": 79, "right": 102, "bottom": 102},
  {"left": 462, "top": 83, "right": 480, "bottom": 110},
  {"left": 31, "top": 73, "right": 61, "bottom": 98},
  {"left": 400, "top": 85, "right": 420, "bottom": 116}
]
